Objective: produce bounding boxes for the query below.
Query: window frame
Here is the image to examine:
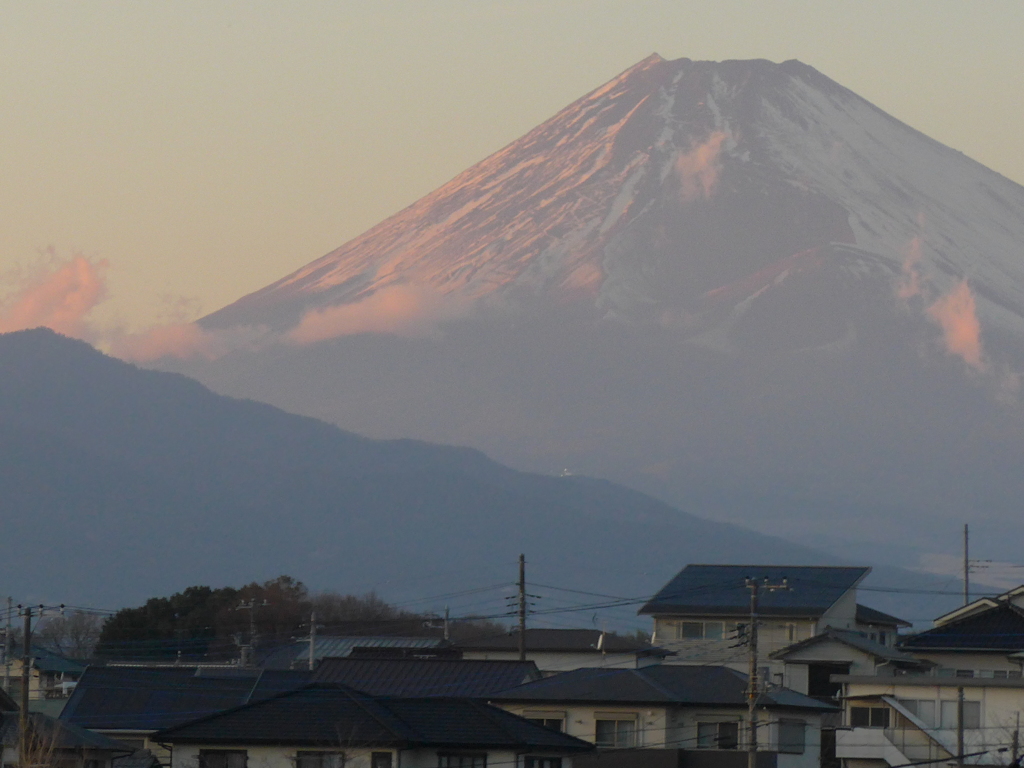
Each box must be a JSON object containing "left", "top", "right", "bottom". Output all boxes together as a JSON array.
[
  {"left": 777, "top": 719, "right": 806, "bottom": 754},
  {"left": 296, "top": 752, "right": 345, "bottom": 768},
  {"left": 437, "top": 753, "right": 487, "bottom": 768},
  {"left": 594, "top": 717, "right": 637, "bottom": 748},
  {"left": 199, "top": 750, "right": 248, "bottom": 768}
]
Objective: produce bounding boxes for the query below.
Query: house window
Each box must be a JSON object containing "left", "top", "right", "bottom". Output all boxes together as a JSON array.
[
  {"left": 371, "top": 755, "right": 392, "bottom": 768},
  {"left": 850, "top": 707, "right": 889, "bottom": 728},
  {"left": 681, "top": 622, "right": 703, "bottom": 639},
  {"left": 200, "top": 751, "right": 247, "bottom": 768},
  {"left": 900, "top": 699, "right": 936, "bottom": 727},
  {"left": 524, "top": 759, "right": 561, "bottom": 768},
  {"left": 675, "top": 621, "right": 725, "bottom": 640},
  {"left": 595, "top": 718, "right": 637, "bottom": 747},
  {"left": 955, "top": 669, "right": 974, "bottom": 678},
  {"left": 526, "top": 718, "right": 564, "bottom": 732},
  {"left": 940, "top": 700, "right": 981, "bottom": 730},
  {"left": 437, "top": 754, "right": 486, "bottom": 768},
  {"left": 297, "top": 752, "right": 345, "bottom": 768},
  {"left": 778, "top": 720, "right": 806, "bottom": 754},
  {"left": 697, "top": 722, "right": 739, "bottom": 749}
]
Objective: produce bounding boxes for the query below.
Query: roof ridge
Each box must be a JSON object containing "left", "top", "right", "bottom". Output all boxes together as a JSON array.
[
  {"left": 632, "top": 667, "right": 680, "bottom": 701},
  {"left": 349, "top": 689, "right": 420, "bottom": 745}
]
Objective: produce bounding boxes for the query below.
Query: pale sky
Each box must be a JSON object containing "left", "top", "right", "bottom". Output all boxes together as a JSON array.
[{"left": 2, "top": 1, "right": 1022, "bottom": 330}]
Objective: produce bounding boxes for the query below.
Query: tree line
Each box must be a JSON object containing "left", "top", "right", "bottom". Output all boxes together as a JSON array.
[{"left": 30, "top": 576, "right": 505, "bottom": 661}]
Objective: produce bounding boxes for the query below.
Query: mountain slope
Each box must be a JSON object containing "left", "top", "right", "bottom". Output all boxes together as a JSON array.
[
  {"left": 170, "top": 55, "right": 1024, "bottom": 572},
  {"left": 2, "top": 327, "right": 947, "bottom": 616}
]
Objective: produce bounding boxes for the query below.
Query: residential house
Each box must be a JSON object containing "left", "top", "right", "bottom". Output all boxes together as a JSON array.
[
  {"left": 59, "top": 666, "right": 310, "bottom": 761},
  {"left": 834, "top": 586, "right": 1024, "bottom": 768},
  {"left": 155, "top": 683, "right": 594, "bottom": 768},
  {"left": 490, "top": 664, "right": 836, "bottom": 768},
  {"left": 0, "top": 711, "right": 130, "bottom": 768},
  {"left": 457, "top": 629, "right": 670, "bottom": 674},
  {"left": 770, "top": 629, "right": 928, "bottom": 702},
  {"left": 639, "top": 566, "right": 905, "bottom": 672},
  {"left": 311, "top": 657, "right": 541, "bottom": 697},
  {"left": 1, "top": 646, "right": 87, "bottom": 709}
]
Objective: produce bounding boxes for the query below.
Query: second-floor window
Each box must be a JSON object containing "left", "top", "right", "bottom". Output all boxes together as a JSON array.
[
  {"left": 595, "top": 718, "right": 636, "bottom": 747},
  {"left": 297, "top": 752, "right": 344, "bottom": 768},
  {"left": 697, "top": 721, "right": 739, "bottom": 749},
  {"left": 850, "top": 706, "right": 889, "bottom": 728},
  {"left": 199, "top": 751, "right": 247, "bottom": 768}
]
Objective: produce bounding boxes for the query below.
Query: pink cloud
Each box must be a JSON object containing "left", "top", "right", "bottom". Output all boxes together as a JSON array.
[
  {"left": 926, "top": 280, "right": 986, "bottom": 371},
  {"left": 286, "top": 284, "right": 466, "bottom": 345},
  {"left": 676, "top": 131, "right": 728, "bottom": 202},
  {"left": 0, "top": 255, "right": 107, "bottom": 337},
  {"left": 109, "top": 323, "right": 224, "bottom": 362}
]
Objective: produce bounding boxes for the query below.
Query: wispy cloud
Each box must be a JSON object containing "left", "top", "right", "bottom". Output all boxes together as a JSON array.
[
  {"left": 927, "top": 280, "right": 986, "bottom": 371},
  {"left": 0, "top": 254, "right": 107, "bottom": 337},
  {"left": 675, "top": 131, "right": 728, "bottom": 203}
]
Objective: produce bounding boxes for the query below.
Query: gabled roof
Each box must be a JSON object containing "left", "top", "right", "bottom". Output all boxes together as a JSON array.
[
  {"left": 769, "top": 629, "right": 924, "bottom": 664},
  {"left": 0, "top": 712, "right": 129, "bottom": 751},
  {"left": 639, "top": 565, "right": 871, "bottom": 617},
  {"left": 311, "top": 658, "right": 539, "bottom": 698},
  {"left": 12, "top": 646, "right": 88, "bottom": 675},
  {"left": 155, "top": 684, "right": 592, "bottom": 752},
  {"left": 900, "top": 603, "right": 1024, "bottom": 652},
  {"left": 457, "top": 628, "right": 656, "bottom": 654},
  {"left": 60, "top": 666, "right": 310, "bottom": 731},
  {"left": 260, "top": 636, "right": 447, "bottom": 669},
  {"left": 856, "top": 604, "right": 912, "bottom": 628},
  {"left": 492, "top": 666, "right": 836, "bottom": 711},
  {"left": 933, "top": 586, "right": 1024, "bottom": 627}
]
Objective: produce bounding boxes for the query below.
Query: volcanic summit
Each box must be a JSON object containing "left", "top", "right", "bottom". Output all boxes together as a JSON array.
[{"left": 182, "top": 55, "right": 1024, "bottom": 566}]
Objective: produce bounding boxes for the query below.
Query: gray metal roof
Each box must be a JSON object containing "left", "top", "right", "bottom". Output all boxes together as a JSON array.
[
  {"left": 155, "top": 684, "right": 594, "bottom": 752},
  {"left": 856, "top": 604, "right": 912, "bottom": 628},
  {"left": 769, "top": 629, "right": 923, "bottom": 664},
  {"left": 260, "top": 636, "right": 445, "bottom": 669},
  {"left": 457, "top": 628, "right": 656, "bottom": 654},
  {"left": 312, "top": 657, "right": 539, "bottom": 697},
  {"left": 639, "top": 565, "right": 870, "bottom": 617},
  {"left": 492, "top": 665, "right": 836, "bottom": 711},
  {"left": 60, "top": 666, "right": 310, "bottom": 732}
]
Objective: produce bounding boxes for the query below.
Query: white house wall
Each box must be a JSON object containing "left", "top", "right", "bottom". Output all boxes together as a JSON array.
[{"left": 168, "top": 744, "right": 566, "bottom": 768}]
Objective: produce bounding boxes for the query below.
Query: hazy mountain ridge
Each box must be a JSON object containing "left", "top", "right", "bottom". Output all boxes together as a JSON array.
[{"left": 5, "top": 327, "right": 958, "bottom": 616}]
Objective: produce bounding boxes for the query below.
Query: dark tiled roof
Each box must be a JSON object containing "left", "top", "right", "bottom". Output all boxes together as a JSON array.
[
  {"left": 639, "top": 565, "right": 870, "bottom": 617},
  {"left": 60, "top": 666, "right": 310, "bottom": 731},
  {"left": 155, "top": 684, "right": 592, "bottom": 752},
  {"left": 492, "top": 666, "right": 836, "bottom": 711},
  {"left": 770, "top": 629, "right": 922, "bottom": 664},
  {"left": 899, "top": 603, "right": 1024, "bottom": 651},
  {"left": 457, "top": 629, "right": 654, "bottom": 654},
  {"left": 312, "top": 658, "right": 539, "bottom": 697},
  {"left": 856, "top": 604, "right": 911, "bottom": 628},
  {"left": 1, "top": 712, "right": 130, "bottom": 751}
]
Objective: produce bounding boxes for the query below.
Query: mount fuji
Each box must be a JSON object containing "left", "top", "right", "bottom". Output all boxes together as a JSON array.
[{"left": 170, "top": 54, "right": 1024, "bottom": 572}]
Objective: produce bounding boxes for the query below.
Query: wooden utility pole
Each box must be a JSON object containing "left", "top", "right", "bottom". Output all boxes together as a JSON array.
[
  {"left": 956, "top": 686, "right": 965, "bottom": 768},
  {"left": 4, "top": 597, "right": 12, "bottom": 694},
  {"left": 1012, "top": 712, "right": 1019, "bottom": 764},
  {"left": 518, "top": 554, "right": 527, "bottom": 662},
  {"left": 745, "top": 577, "right": 790, "bottom": 768}
]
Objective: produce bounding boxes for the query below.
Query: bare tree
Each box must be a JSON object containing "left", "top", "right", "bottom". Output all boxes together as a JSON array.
[{"left": 34, "top": 611, "right": 103, "bottom": 658}]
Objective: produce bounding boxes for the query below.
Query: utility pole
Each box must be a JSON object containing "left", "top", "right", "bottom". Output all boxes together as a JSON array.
[
  {"left": 1012, "top": 712, "right": 1019, "bottom": 764},
  {"left": 235, "top": 599, "right": 267, "bottom": 667},
  {"left": 745, "top": 577, "right": 790, "bottom": 768},
  {"left": 956, "top": 686, "right": 965, "bottom": 768},
  {"left": 4, "top": 597, "right": 12, "bottom": 694},
  {"left": 963, "top": 524, "right": 970, "bottom": 606},
  {"left": 518, "top": 554, "right": 527, "bottom": 662},
  {"left": 19, "top": 605, "right": 33, "bottom": 768},
  {"left": 443, "top": 606, "right": 450, "bottom": 642},
  {"left": 308, "top": 611, "right": 316, "bottom": 671}
]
